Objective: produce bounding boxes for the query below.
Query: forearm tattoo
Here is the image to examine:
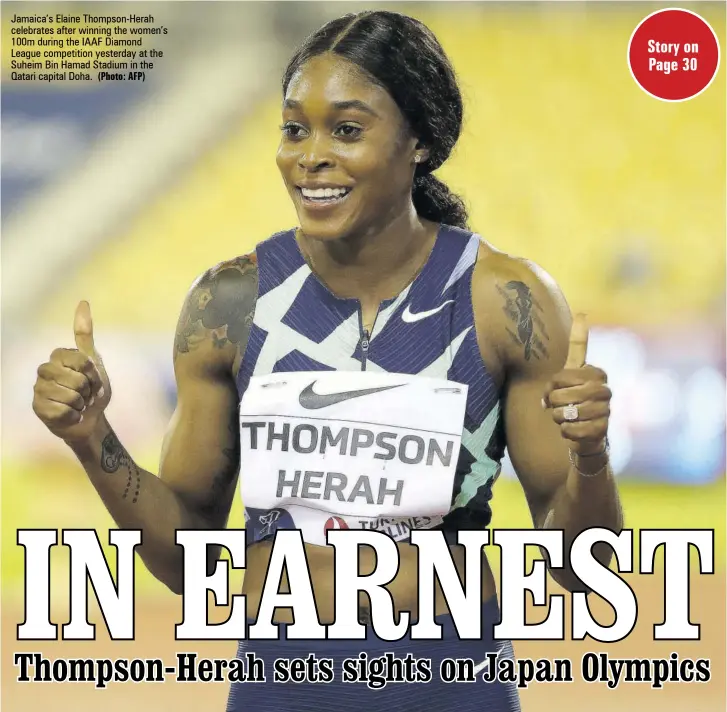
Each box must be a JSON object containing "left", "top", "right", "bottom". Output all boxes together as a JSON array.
[
  {"left": 497, "top": 280, "right": 550, "bottom": 361},
  {"left": 174, "top": 254, "right": 258, "bottom": 363},
  {"left": 100, "top": 432, "right": 141, "bottom": 504}
]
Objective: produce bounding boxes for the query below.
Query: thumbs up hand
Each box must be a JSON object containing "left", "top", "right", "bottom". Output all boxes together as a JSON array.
[
  {"left": 542, "top": 313, "right": 611, "bottom": 457},
  {"left": 33, "top": 301, "right": 111, "bottom": 442}
]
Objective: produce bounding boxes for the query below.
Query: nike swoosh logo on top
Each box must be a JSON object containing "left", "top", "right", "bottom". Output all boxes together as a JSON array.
[
  {"left": 401, "top": 300, "right": 454, "bottom": 323},
  {"left": 299, "top": 382, "right": 404, "bottom": 410},
  {"left": 472, "top": 656, "right": 491, "bottom": 676}
]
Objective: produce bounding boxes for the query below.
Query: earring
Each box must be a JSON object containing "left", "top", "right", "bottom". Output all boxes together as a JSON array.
[{"left": 414, "top": 155, "right": 421, "bottom": 163}]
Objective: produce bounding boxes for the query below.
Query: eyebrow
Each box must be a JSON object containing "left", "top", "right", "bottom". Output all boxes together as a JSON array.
[{"left": 283, "top": 98, "right": 380, "bottom": 118}]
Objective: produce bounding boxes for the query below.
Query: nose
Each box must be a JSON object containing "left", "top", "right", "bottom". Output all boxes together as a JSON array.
[{"left": 297, "top": 133, "right": 334, "bottom": 171}]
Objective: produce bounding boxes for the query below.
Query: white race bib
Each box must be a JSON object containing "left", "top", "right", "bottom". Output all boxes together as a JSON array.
[{"left": 239, "top": 371, "right": 468, "bottom": 546}]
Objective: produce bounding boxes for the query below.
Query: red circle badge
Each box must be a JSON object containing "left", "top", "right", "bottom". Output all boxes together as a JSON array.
[{"left": 628, "top": 8, "right": 720, "bottom": 102}]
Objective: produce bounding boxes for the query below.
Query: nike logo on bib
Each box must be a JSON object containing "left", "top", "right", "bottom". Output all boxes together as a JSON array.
[
  {"left": 299, "top": 381, "right": 404, "bottom": 410},
  {"left": 401, "top": 300, "right": 454, "bottom": 323}
]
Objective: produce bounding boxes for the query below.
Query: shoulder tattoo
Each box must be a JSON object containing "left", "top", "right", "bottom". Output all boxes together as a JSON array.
[
  {"left": 496, "top": 280, "right": 550, "bottom": 361},
  {"left": 174, "top": 254, "right": 258, "bottom": 364}
]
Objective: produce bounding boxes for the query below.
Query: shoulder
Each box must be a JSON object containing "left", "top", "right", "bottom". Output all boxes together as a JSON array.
[
  {"left": 192, "top": 252, "right": 258, "bottom": 293},
  {"left": 471, "top": 239, "right": 572, "bottom": 375},
  {"left": 191, "top": 225, "right": 294, "bottom": 290},
  {"left": 471, "top": 240, "right": 567, "bottom": 314},
  {"left": 174, "top": 252, "right": 259, "bottom": 376}
]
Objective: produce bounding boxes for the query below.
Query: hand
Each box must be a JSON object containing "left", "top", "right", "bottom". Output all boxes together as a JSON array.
[
  {"left": 543, "top": 313, "right": 610, "bottom": 457},
  {"left": 32, "top": 301, "right": 112, "bottom": 443}
]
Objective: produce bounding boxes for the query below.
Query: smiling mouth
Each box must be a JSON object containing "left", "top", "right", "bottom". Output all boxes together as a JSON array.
[{"left": 297, "top": 187, "right": 352, "bottom": 206}]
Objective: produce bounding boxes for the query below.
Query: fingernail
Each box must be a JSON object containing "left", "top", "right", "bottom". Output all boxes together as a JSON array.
[
  {"left": 79, "top": 414, "right": 84, "bottom": 423},
  {"left": 98, "top": 387, "right": 105, "bottom": 399},
  {"left": 88, "top": 397, "right": 95, "bottom": 407},
  {"left": 541, "top": 398, "right": 547, "bottom": 409}
]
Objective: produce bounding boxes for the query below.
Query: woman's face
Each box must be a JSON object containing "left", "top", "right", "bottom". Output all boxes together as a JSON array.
[{"left": 276, "top": 53, "right": 420, "bottom": 242}]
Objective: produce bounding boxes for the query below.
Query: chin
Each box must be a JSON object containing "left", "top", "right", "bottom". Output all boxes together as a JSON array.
[{"left": 298, "top": 215, "right": 354, "bottom": 242}]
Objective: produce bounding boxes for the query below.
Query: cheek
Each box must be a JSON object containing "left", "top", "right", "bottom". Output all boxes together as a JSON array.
[
  {"left": 332, "top": 141, "right": 376, "bottom": 170},
  {"left": 338, "top": 140, "right": 409, "bottom": 185},
  {"left": 276, "top": 144, "right": 296, "bottom": 180}
]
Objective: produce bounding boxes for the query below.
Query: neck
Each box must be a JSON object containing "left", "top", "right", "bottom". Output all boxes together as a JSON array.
[{"left": 299, "top": 207, "right": 437, "bottom": 302}]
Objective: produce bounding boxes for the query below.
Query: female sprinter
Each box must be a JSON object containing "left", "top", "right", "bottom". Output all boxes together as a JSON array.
[{"left": 32, "top": 10, "right": 623, "bottom": 712}]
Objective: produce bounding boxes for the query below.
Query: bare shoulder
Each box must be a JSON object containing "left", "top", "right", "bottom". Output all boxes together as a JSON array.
[
  {"left": 471, "top": 240, "right": 571, "bottom": 375},
  {"left": 173, "top": 252, "right": 259, "bottom": 377}
]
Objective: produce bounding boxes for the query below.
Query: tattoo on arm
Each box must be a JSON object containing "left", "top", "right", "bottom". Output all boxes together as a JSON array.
[
  {"left": 169, "top": 255, "right": 251, "bottom": 522},
  {"left": 101, "top": 432, "right": 141, "bottom": 504},
  {"left": 174, "top": 254, "right": 258, "bottom": 364},
  {"left": 497, "top": 280, "right": 550, "bottom": 361},
  {"left": 100, "top": 432, "right": 125, "bottom": 473}
]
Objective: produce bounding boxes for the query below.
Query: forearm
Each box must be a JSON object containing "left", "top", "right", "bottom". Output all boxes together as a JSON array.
[
  {"left": 541, "top": 451, "right": 624, "bottom": 592},
  {"left": 67, "top": 417, "right": 207, "bottom": 594}
]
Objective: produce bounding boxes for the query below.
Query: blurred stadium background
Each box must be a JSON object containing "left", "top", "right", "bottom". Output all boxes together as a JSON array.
[{"left": 2, "top": 2, "right": 725, "bottom": 711}]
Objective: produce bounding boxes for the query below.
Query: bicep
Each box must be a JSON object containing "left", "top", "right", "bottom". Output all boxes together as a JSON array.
[
  {"left": 483, "top": 257, "right": 574, "bottom": 522},
  {"left": 159, "top": 368, "right": 240, "bottom": 528},
  {"left": 155, "top": 255, "right": 257, "bottom": 528}
]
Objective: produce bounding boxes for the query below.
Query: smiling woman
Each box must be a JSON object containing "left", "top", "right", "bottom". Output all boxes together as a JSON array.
[
  {"left": 277, "top": 13, "right": 466, "bottom": 252},
  {"left": 31, "top": 9, "right": 622, "bottom": 712}
]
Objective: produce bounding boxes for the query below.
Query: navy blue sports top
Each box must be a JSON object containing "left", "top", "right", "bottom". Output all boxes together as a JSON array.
[{"left": 236, "top": 224, "right": 505, "bottom": 546}]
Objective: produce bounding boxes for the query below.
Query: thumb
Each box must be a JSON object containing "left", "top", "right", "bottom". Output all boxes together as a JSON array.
[
  {"left": 565, "top": 312, "right": 589, "bottom": 369},
  {"left": 74, "top": 300, "right": 99, "bottom": 360}
]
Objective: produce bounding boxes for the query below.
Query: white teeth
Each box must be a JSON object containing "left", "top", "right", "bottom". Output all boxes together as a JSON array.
[{"left": 301, "top": 187, "right": 349, "bottom": 199}]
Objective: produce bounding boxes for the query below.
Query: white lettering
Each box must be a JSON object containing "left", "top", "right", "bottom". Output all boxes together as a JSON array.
[
  {"left": 648, "top": 39, "right": 681, "bottom": 56},
  {"left": 493, "top": 529, "right": 565, "bottom": 640},
  {"left": 247, "top": 531, "right": 325, "bottom": 639},
  {"left": 410, "top": 529, "right": 490, "bottom": 639},
  {"left": 19, "top": 527, "right": 712, "bottom": 642},
  {"left": 62, "top": 530, "right": 140, "bottom": 640},
  {"left": 17, "top": 530, "right": 57, "bottom": 640},
  {"left": 326, "top": 530, "right": 407, "bottom": 640},
  {"left": 571, "top": 529, "right": 637, "bottom": 643},
  {"left": 640, "top": 530, "right": 714, "bottom": 640},
  {"left": 175, "top": 530, "right": 247, "bottom": 640}
]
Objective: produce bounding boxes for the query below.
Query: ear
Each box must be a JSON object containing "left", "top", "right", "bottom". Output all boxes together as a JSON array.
[{"left": 413, "top": 140, "right": 430, "bottom": 166}]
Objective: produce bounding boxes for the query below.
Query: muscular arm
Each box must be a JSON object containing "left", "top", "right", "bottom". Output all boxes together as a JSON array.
[
  {"left": 69, "top": 255, "right": 258, "bottom": 594},
  {"left": 473, "top": 249, "right": 623, "bottom": 592}
]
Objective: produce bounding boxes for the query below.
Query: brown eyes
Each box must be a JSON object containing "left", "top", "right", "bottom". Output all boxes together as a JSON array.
[
  {"left": 280, "top": 122, "right": 306, "bottom": 138},
  {"left": 280, "top": 122, "right": 363, "bottom": 140},
  {"left": 334, "top": 124, "right": 362, "bottom": 139}
]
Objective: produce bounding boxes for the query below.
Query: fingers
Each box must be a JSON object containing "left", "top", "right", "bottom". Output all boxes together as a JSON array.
[
  {"left": 37, "top": 357, "right": 102, "bottom": 425},
  {"left": 34, "top": 309, "right": 109, "bottom": 437},
  {"left": 33, "top": 356, "right": 97, "bottom": 432},
  {"left": 35, "top": 363, "right": 93, "bottom": 413},
  {"left": 548, "top": 365, "right": 607, "bottom": 390},
  {"left": 545, "top": 382, "right": 612, "bottom": 409},
  {"left": 74, "top": 300, "right": 97, "bottom": 359},
  {"left": 49, "top": 348, "right": 104, "bottom": 396},
  {"left": 32, "top": 397, "right": 83, "bottom": 428},
  {"left": 37, "top": 362, "right": 92, "bottom": 399},
  {"left": 565, "top": 312, "right": 589, "bottom": 369},
  {"left": 545, "top": 314, "right": 611, "bottom": 455},
  {"left": 560, "top": 417, "right": 609, "bottom": 443},
  {"left": 72, "top": 301, "right": 106, "bottom": 398},
  {"left": 34, "top": 378, "right": 86, "bottom": 411}
]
